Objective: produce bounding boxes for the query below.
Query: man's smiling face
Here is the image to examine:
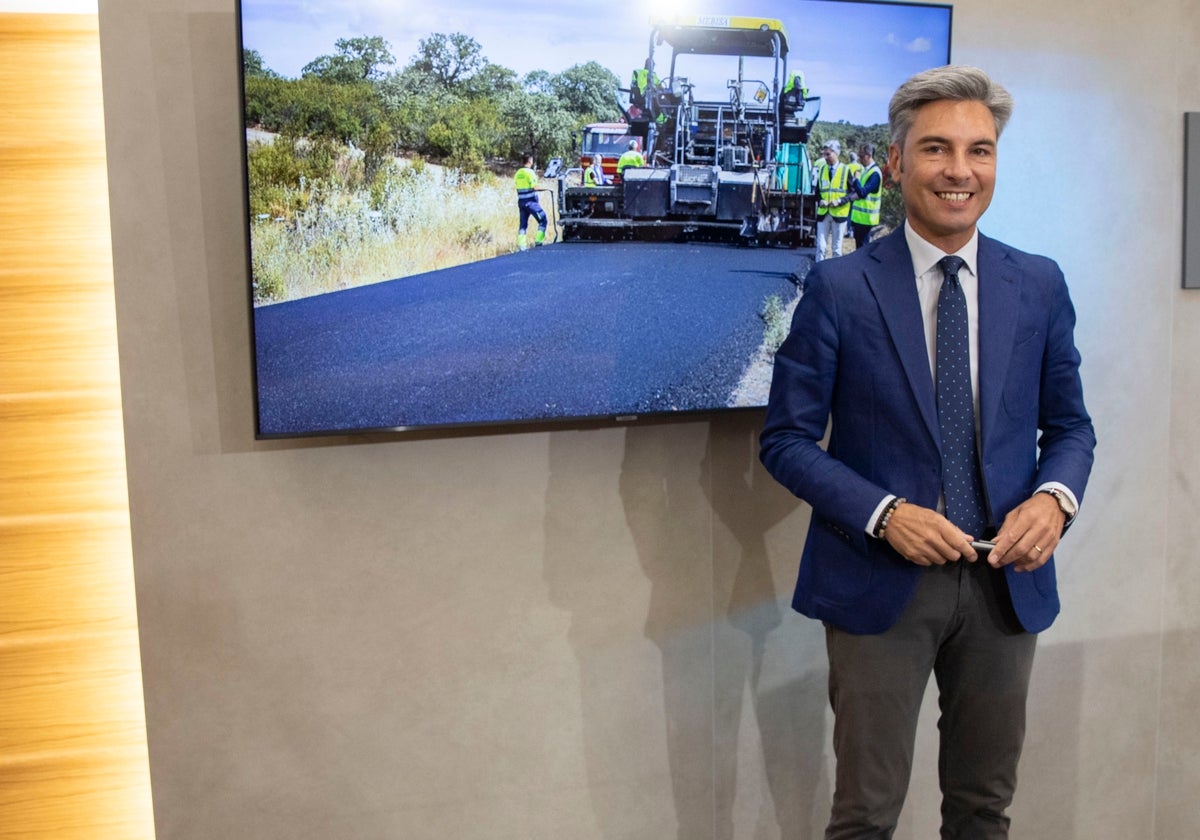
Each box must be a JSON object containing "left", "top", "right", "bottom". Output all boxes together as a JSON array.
[{"left": 888, "top": 99, "right": 997, "bottom": 253}]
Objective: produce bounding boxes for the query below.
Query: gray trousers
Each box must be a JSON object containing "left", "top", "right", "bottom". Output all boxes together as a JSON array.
[{"left": 824, "top": 560, "right": 1037, "bottom": 840}]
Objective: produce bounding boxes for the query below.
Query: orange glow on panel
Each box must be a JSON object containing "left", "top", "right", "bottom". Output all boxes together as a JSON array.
[{"left": 0, "top": 13, "right": 154, "bottom": 839}]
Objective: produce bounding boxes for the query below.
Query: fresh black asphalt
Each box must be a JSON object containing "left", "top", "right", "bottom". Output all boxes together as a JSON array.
[{"left": 253, "top": 241, "right": 806, "bottom": 435}]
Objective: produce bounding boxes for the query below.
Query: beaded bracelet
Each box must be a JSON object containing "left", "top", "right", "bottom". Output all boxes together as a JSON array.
[{"left": 874, "top": 496, "right": 906, "bottom": 539}]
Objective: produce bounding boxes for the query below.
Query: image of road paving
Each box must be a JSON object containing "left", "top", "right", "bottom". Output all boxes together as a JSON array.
[{"left": 253, "top": 242, "right": 805, "bottom": 435}]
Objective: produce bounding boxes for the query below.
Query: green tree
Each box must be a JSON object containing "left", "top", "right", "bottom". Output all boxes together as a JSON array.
[
  {"left": 522, "top": 69, "right": 555, "bottom": 95},
  {"left": 302, "top": 35, "right": 396, "bottom": 83},
  {"left": 245, "top": 134, "right": 339, "bottom": 218},
  {"left": 360, "top": 121, "right": 397, "bottom": 183},
  {"left": 501, "top": 89, "right": 576, "bottom": 162},
  {"left": 463, "top": 63, "right": 520, "bottom": 99},
  {"left": 411, "top": 32, "right": 486, "bottom": 89},
  {"left": 422, "top": 95, "right": 505, "bottom": 173},
  {"left": 880, "top": 182, "right": 905, "bottom": 230},
  {"left": 381, "top": 38, "right": 526, "bottom": 167},
  {"left": 244, "top": 75, "right": 388, "bottom": 145},
  {"left": 552, "top": 62, "right": 621, "bottom": 121},
  {"left": 377, "top": 66, "right": 460, "bottom": 151},
  {"left": 243, "top": 47, "right": 279, "bottom": 79}
]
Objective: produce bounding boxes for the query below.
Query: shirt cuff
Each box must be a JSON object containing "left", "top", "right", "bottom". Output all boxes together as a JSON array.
[
  {"left": 866, "top": 494, "right": 897, "bottom": 537},
  {"left": 1035, "top": 481, "right": 1079, "bottom": 523}
]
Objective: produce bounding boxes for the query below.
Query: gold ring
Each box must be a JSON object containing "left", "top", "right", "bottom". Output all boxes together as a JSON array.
[{"left": 1033, "top": 545, "right": 1043, "bottom": 553}]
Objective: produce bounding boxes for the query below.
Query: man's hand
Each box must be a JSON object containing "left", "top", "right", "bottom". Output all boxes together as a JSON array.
[
  {"left": 883, "top": 501, "right": 980, "bottom": 566},
  {"left": 988, "top": 493, "right": 1066, "bottom": 572}
]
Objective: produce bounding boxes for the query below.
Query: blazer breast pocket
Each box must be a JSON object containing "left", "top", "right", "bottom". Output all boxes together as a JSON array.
[{"left": 1001, "top": 329, "right": 1044, "bottom": 419}]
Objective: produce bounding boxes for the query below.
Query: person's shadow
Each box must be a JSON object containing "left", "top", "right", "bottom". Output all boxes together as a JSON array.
[
  {"left": 616, "top": 422, "right": 720, "bottom": 838},
  {"left": 542, "top": 425, "right": 714, "bottom": 838},
  {"left": 618, "top": 415, "right": 832, "bottom": 839},
  {"left": 540, "top": 415, "right": 831, "bottom": 839},
  {"left": 702, "top": 413, "right": 831, "bottom": 840}
]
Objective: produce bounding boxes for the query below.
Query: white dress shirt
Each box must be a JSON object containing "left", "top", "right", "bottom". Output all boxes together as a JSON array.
[{"left": 863, "top": 223, "right": 1077, "bottom": 535}]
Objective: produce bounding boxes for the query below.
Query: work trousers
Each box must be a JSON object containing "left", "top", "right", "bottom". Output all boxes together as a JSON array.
[
  {"left": 518, "top": 197, "right": 547, "bottom": 233},
  {"left": 824, "top": 559, "right": 1037, "bottom": 840},
  {"left": 852, "top": 221, "right": 876, "bottom": 249},
  {"left": 816, "top": 215, "right": 847, "bottom": 261}
]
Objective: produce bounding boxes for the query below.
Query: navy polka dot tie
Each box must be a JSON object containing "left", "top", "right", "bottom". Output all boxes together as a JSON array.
[{"left": 936, "top": 256, "right": 987, "bottom": 537}]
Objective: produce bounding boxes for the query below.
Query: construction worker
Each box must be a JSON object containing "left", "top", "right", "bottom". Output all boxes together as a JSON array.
[
  {"left": 813, "top": 138, "right": 851, "bottom": 261},
  {"left": 616, "top": 140, "right": 645, "bottom": 176},
  {"left": 779, "top": 70, "right": 812, "bottom": 143},
  {"left": 782, "top": 70, "right": 809, "bottom": 102},
  {"left": 630, "top": 59, "right": 659, "bottom": 110},
  {"left": 584, "top": 154, "right": 607, "bottom": 187},
  {"left": 779, "top": 71, "right": 808, "bottom": 122},
  {"left": 514, "top": 154, "right": 547, "bottom": 251},
  {"left": 847, "top": 150, "right": 862, "bottom": 184},
  {"left": 850, "top": 142, "right": 884, "bottom": 248}
]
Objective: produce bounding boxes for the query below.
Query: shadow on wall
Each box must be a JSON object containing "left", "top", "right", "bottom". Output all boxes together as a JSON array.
[
  {"left": 703, "top": 414, "right": 830, "bottom": 840},
  {"left": 540, "top": 409, "right": 1090, "bottom": 839},
  {"left": 541, "top": 412, "right": 831, "bottom": 840},
  {"left": 618, "top": 422, "right": 720, "bottom": 839},
  {"left": 541, "top": 425, "right": 708, "bottom": 838},
  {"left": 1013, "top": 639, "right": 1083, "bottom": 837}
]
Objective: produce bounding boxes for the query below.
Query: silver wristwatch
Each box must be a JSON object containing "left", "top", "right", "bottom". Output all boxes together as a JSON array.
[{"left": 1037, "top": 487, "right": 1077, "bottom": 520}]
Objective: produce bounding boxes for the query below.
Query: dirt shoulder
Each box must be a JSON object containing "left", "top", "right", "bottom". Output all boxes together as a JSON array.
[{"left": 727, "top": 252, "right": 814, "bottom": 407}]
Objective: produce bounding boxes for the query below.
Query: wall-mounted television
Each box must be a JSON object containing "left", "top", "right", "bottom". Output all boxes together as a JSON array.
[{"left": 239, "top": 0, "right": 952, "bottom": 438}]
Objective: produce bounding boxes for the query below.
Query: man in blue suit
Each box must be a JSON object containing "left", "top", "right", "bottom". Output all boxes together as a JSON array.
[{"left": 760, "top": 66, "right": 1095, "bottom": 838}]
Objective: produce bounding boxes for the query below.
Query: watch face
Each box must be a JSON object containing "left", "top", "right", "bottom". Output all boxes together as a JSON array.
[{"left": 1049, "top": 489, "right": 1076, "bottom": 516}]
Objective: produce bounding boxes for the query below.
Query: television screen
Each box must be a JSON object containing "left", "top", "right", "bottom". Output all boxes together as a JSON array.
[{"left": 239, "top": 0, "right": 952, "bottom": 437}]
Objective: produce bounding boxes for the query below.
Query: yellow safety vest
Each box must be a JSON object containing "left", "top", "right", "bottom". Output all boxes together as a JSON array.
[
  {"left": 632, "top": 68, "right": 659, "bottom": 95},
  {"left": 783, "top": 71, "right": 808, "bottom": 99},
  {"left": 616, "top": 150, "right": 644, "bottom": 174},
  {"left": 851, "top": 163, "right": 883, "bottom": 226},
  {"left": 818, "top": 162, "right": 851, "bottom": 219},
  {"left": 515, "top": 166, "right": 538, "bottom": 198}
]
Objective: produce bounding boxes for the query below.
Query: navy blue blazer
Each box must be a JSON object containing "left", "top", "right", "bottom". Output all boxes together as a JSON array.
[{"left": 760, "top": 227, "right": 1096, "bottom": 634}]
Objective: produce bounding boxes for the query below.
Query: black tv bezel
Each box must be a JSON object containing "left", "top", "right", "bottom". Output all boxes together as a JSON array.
[{"left": 236, "top": 0, "right": 953, "bottom": 441}]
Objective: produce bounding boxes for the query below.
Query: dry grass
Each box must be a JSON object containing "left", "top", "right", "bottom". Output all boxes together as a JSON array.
[{"left": 250, "top": 153, "right": 540, "bottom": 304}]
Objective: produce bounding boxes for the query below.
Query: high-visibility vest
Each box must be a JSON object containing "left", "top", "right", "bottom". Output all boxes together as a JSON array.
[
  {"left": 817, "top": 162, "right": 851, "bottom": 219},
  {"left": 851, "top": 163, "right": 883, "bottom": 226},
  {"left": 584, "top": 162, "right": 606, "bottom": 186},
  {"left": 782, "top": 71, "right": 808, "bottom": 100},
  {"left": 632, "top": 68, "right": 659, "bottom": 95},
  {"left": 617, "top": 150, "right": 644, "bottom": 174},
  {"left": 515, "top": 166, "right": 538, "bottom": 198}
]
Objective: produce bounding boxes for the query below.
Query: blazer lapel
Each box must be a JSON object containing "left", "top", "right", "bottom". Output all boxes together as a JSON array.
[
  {"left": 976, "top": 234, "right": 1020, "bottom": 450},
  {"left": 864, "top": 230, "right": 940, "bottom": 446}
]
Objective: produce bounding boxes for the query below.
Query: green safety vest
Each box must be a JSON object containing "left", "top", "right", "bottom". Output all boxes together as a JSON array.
[
  {"left": 818, "top": 162, "right": 851, "bottom": 219},
  {"left": 632, "top": 68, "right": 659, "bottom": 95},
  {"left": 851, "top": 162, "right": 883, "bottom": 226},
  {"left": 616, "top": 150, "right": 644, "bottom": 173},
  {"left": 782, "top": 72, "right": 808, "bottom": 99},
  {"left": 515, "top": 166, "right": 538, "bottom": 197},
  {"left": 584, "top": 163, "right": 605, "bottom": 186}
]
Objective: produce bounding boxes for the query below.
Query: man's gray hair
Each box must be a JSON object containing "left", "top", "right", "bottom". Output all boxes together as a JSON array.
[{"left": 888, "top": 65, "right": 1014, "bottom": 151}]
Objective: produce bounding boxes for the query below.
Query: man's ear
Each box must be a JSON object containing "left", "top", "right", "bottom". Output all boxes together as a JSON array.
[{"left": 887, "top": 143, "right": 902, "bottom": 184}]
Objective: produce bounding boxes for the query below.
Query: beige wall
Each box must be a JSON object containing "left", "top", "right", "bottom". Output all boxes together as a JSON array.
[{"left": 98, "top": 0, "right": 1200, "bottom": 837}]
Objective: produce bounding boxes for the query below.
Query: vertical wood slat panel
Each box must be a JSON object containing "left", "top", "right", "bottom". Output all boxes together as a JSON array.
[{"left": 0, "top": 13, "right": 154, "bottom": 839}]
